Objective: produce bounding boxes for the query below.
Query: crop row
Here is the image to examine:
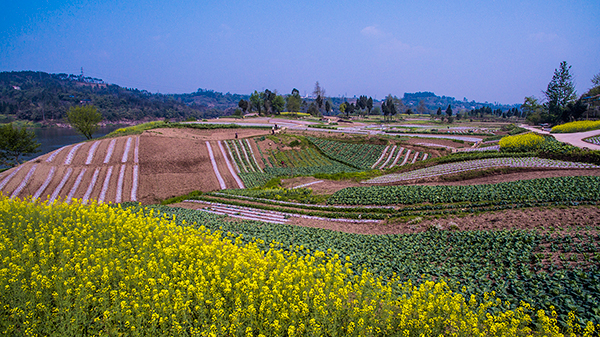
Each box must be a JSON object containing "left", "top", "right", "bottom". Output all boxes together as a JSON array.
[
  {"left": 146, "top": 203, "right": 600, "bottom": 327},
  {"left": 584, "top": 136, "right": 600, "bottom": 146},
  {"left": 365, "top": 157, "right": 599, "bottom": 183},
  {"left": 332, "top": 175, "right": 600, "bottom": 205},
  {"left": 307, "top": 137, "right": 387, "bottom": 170}
]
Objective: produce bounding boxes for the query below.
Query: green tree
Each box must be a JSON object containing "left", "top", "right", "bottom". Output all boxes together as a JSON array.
[
  {"left": 325, "top": 100, "right": 332, "bottom": 114},
  {"left": 286, "top": 88, "right": 301, "bottom": 112},
  {"left": 238, "top": 99, "right": 249, "bottom": 113},
  {"left": 313, "top": 81, "right": 326, "bottom": 114},
  {"left": 417, "top": 100, "right": 428, "bottom": 114},
  {"left": 436, "top": 107, "right": 442, "bottom": 118},
  {"left": 366, "top": 97, "right": 373, "bottom": 116},
  {"left": 67, "top": 105, "right": 102, "bottom": 140},
  {"left": 0, "top": 123, "right": 41, "bottom": 166},
  {"left": 591, "top": 71, "right": 600, "bottom": 87},
  {"left": 272, "top": 95, "right": 285, "bottom": 114},
  {"left": 249, "top": 91, "right": 263, "bottom": 115},
  {"left": 339, "top": 102, "right": 347, "bottom": 117},
  {"left": 445, "top": 104, "right": 453, "bottom": 118},
  {"left": 544, "top": 61, "right": 577, "bottom": 122}
]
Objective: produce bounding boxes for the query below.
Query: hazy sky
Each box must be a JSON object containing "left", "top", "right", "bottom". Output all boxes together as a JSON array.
[{"left": 2, "top": 0, "right": 599, "bottom": 104}]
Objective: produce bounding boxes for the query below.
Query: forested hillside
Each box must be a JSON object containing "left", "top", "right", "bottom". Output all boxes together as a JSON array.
[{"left": 0, "top": 71, "right": 248, "bottom": 123}]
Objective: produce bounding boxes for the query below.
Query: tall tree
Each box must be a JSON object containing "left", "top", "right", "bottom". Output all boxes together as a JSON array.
[
  {"left": 238, "top": 99, "right": 249, "bottom": 114},
  {"left": 272, "top": 95, "right": 285, "bottom": 114},
  {"left": 445, "top": 104, "right": 453, "bottom": 117},
  {"left": 544, "top": 61, "right": 577, "bottom": 122},
  {"left": 249, "top": 91, "right": 263, "bottom": 115},
  {"left": 366, "top": 97, "right": 373, "bottom": 116},
  {"left": 67, "top": 105, "right": 102, "bottom": 140},
  {"left": 0, "top": 123, "right": 41, "bottom": 166},
  {"left": 313, "top": 81, "right": 326, "bottom": 114},
  {"left": 436, "top": 107, "right": 442, "bottom": 118},
  {"left": 286, "top": 88, "right": 301, "bottom": 112},
  {"left": 339, "top": 102, "right": 347, "bottom": 117},
  {"left": 591, "top": 71, "right": 600, "bottom": 87},
  {"left": 325, "top": 100, "right": 331, "bottom": 114},
  {"left": 416, "top": 100, "right": 428, "bottom": 114}
]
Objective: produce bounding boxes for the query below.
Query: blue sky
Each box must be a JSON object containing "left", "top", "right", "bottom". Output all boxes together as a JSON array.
[{"left": 1, "top": 0, "right": 598, "bottom": 104}]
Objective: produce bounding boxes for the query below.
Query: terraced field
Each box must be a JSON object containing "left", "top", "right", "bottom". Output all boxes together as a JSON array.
[{"left": 4, "top": 121, "right": 600, "bottom": 333}]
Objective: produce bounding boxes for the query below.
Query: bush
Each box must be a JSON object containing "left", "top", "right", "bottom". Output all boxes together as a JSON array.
[{"left": 499, "top": 132, "right": 547, "bottom": 152}]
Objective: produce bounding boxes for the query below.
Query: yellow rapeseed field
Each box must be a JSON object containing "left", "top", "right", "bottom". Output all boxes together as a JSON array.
[
  {"left": 0, "top": 196, "right": 590, "bottom": 336},
  {"left": 551, "top": 120, "right": 600, "bottom": 133},
  {"left": 499, "top": 132, "right": 546, "bottom": 152}
]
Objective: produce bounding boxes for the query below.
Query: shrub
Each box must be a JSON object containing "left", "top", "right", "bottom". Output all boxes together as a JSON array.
[{"left": 499, "top": 132, "right": 547, "bottom": 152}]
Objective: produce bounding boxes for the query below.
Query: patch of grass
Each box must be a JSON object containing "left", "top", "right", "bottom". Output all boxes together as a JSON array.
[{"left": 161, "top": 190, "right": 203, "bottom": 205}]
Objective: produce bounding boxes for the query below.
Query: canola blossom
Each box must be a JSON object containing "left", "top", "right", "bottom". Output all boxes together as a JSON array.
[
  {"left": 499, "top": 132, "right": 547, "bottom": 152},
  {"left": 551, "top": 120, "right": 600, "bottom": 134},
  {"left": 0, "top": 197, "right": 571, "bottom": 336}
]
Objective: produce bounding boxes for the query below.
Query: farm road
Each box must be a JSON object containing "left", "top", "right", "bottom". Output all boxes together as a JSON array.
[{"left": 520, "top": 125, "right": 600, "bottom": 150}]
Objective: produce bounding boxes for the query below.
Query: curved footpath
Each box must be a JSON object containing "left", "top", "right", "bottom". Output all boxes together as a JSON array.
[{"left": 520, "top": 124, "right": 600, "bottom": 150}]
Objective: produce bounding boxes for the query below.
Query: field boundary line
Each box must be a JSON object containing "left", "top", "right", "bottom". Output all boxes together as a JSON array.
[
  {"left": 379, "top": 145, "right": 397, "bottom": 169},
  {"left": 388, "top": 147, "right": 404, "bottom": 168},
  {"left": 400, "top": 149, "right": 411, "bottom": 166}
]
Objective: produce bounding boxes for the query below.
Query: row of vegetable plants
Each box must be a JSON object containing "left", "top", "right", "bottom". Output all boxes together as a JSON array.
[
  {"left": 143, "top": 203, "right": 600, "bottom": 328},
  {"left": 306, "top": 137, "right": 387, "bottom": 170},
  {"left": 331, "top": 176, "right": 600, "bottom": 205},
  {"left": 365, "top": 157, "right": 599, "bottom": 184}
]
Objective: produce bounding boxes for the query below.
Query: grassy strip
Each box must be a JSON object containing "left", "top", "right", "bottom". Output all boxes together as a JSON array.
[{"left": 104, "top": 121, "right": 271, "bottom": 138}]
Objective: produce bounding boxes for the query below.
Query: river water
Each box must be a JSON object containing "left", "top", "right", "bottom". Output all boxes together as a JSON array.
[{"left": 20, "top": 124, "right": 125, "bottom": 163}]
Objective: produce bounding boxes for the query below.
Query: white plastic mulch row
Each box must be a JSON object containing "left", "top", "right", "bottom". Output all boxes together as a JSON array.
[
  {"left": 223, "top": 141, "right": 241, "bottom": 173},
  {"left": 210, "top": 192, "right": 396, "bottom": 209},
  {"left": 131, "top": 165, "right": 139, "bottom": 201},
  {"left": 415, "top": 142, "right": 455, "bottom": 149},
  {"left": 0, "top": 166, "right": 23, "bottom": 190},
  {"left": 365, "top": 157, "right": 600, "bottom": 184},
  {"left": 217, "top": 141, "right": 244, "bottom": 189},
  {"left": 86, "top": 141, "right": 100, "bottom": 165},
  {"left": 48, "top": 168, "right": 72, "bottom": 204},
  {"left": 245, "top": 139, "right": 264, "bottom": 173},
  {"left": 98, "top": 166, "right": 114, "bottom": 203},
  {"left": 67, "top": 168, "right": 86, "bottom": 203},
  {"left": 185, "top": 199, "right": 381, "bottom": 224},
  {"left": 371, "top": 145, "right": 390, "bottom": 169},
  {"left": 82, "top": 168, "right": 101, "bottom": 203},
  {"left": 206, "top": 141, "right": 227, "bottom": 190},
  {"left": 32, "top": 166, "right": 56, "bottom": 201},
  {"left": 134, "top": 136, "right": 140, "bottom": 164},
  {"left": 388, "top": 147, "right": 405, "bottom": 168},
  {"left": 236, "top": 140, "right": 256, "bottom": 173},
  {"left": 122, "top": 137, "right": 132, "bottom": 163},
  {"left": 185, "top": 199, "right": 287, "bottom": 224},
  {"left": 292, "top": 180, "right": 323, "bottom": 189},
  {"left": 64, "top": 143, "right": 83, "bottom": 165},
  {"left": 411, "top": 152, "right": 420, "bottom": 164},
  {"left": 10, "top": 165, "right": 37, "bottom": 199},
  {"left": 399, "top": 150, "right": 411, "bottom": 166},
  {"left": 104, "top": 139, "right": 116, "bottom": 164},
  {"left": 377, "top": 145, "right": 397, "bottom": 169},
  {"left": 46, "top": 146, "right": 66, "bottom": 163},
  {"left": 456, "top": 145, "right": 500, "bottom": 152},
  {"left": 115, "top": 165, "right": 126, "bottom": 203},
  {"left": 231, "top": 140, "right": 250, "bottom": 172}
]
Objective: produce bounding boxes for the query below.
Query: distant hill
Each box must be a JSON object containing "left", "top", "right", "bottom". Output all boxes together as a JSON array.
[
  {"left": 0, "top": 71, "right": 520, "bottom": 123},
  {"left": 0, "top": 71, "right": 248, "bottom": 123}
]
